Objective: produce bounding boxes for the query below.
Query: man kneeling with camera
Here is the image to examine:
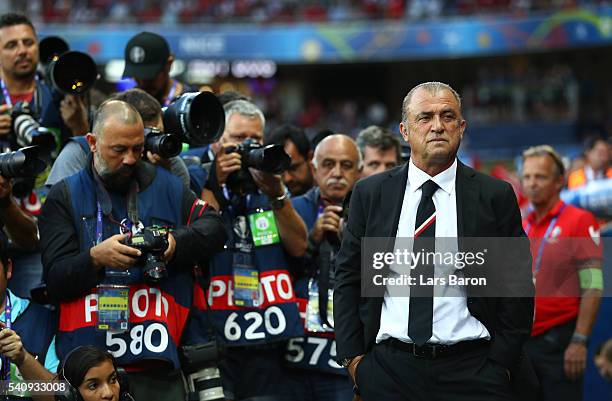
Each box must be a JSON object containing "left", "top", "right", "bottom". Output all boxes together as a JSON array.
[{"left": 38, "top": 100, "right": 227, "bottom": 401}]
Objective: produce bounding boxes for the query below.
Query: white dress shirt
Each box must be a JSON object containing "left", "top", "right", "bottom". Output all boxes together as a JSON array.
[{"left": 376, "top": 159, "right": 490, "bottom": 345}]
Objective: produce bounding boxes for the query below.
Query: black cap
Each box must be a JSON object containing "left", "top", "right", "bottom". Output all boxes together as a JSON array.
[{"left": 122, "top": 32, "right": 170, "bottom": 80}]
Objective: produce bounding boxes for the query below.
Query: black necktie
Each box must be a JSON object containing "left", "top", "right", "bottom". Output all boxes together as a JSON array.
[{"left": 408, "top": 179, "right": 438, "bottom": 345}]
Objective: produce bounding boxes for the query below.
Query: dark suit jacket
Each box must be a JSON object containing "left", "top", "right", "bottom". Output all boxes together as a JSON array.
[{"left": 334, "top": 160, "right": 537, "bottom": 388}]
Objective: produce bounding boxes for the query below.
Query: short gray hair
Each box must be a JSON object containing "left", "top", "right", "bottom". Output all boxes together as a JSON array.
[
  {"left": 401, "top": 82, "right": 462, "bottom": 124},
  {"left": 356, "top": 125, "right": 401, "bottom": 163},
  {"left": 224, "top": 99, "right": 266, "bottom": 130},
  {"left": 312, "top": 134, "right": 363, "bottom": 170},
  {"left": 522, "top": 144, "right": 566, "bottom": 177}
]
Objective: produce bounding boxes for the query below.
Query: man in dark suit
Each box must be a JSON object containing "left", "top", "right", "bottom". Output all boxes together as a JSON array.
[{"left": 334, "top": 82, "right": 536, "bottom": 401}]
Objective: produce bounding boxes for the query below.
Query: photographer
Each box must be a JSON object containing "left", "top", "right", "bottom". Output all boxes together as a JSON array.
[
  {"left": 122, "top": 32, "right": 195, "bottom": 107},
  {"left": 0, "top": 175, "right": 38, "bottom": 251},
  {"left": 192, "top": 99, "right": 307, "bottom": 401},
  {"left": 284, "top": 134, "right": 362, "bottom": 401},
  {"left": 58, "top": 345, "right": 134, "bottom": 401},
  {"left": 0, "top": 231, "right": 58, "bottom": 401},
  {"left": 45, "top": 88, "right": 190, "bottom": 188},
  {"left": 38, "top": 100, "right": 227, "bottom": 401},
  {"left": 0, "top": 13, "right": 88, "bottom": 142}
]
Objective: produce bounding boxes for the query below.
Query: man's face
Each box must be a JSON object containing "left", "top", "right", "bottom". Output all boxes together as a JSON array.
[
  {"left": 0, "top": 24, "right": 38, "bottom": 79},
  {"left": 399, "top": 88, "right": 465, "bottom": 170},
  {"left": 521, "top": 155, "right": 563, "bottom": 207},
  {"left": 587, "top": 140, "right": 609, "bottom": 171},
  {"left": 361, "top": 145, "right": 399, "bottom": 178},
  {"left": 220, "top": 113, "right": 264, "bottom": 146},
  {"left": 135, "top": 70, "right": 168, "bottom": 102},
  {"left": 314, "top": 138, "right": 360, "bottom": 203},
  {"left": 282, "top": 139, "right": 313, "bottom": 196},
  {"left": 89, "top": 117, "right": 145, "bottom": 192}
]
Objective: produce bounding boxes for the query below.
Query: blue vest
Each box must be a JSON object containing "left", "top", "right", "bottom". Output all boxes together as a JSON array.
[
  {"left": 57, "top": 164, "right": 192, "bottom": 370},
  {"left": 14, "top": 300, "right": 57, "bottom": 365},
  {"left": 186, "top": 192, "right": 302, "bottom": 347},
  {"left": 286, "top": 188, "right": 345, "bottom": 375}
]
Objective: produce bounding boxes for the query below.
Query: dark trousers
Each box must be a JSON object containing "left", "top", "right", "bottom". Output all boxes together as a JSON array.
[
  {"left": 282, "top": 369, "right": 354, "bottom": 401},
  {"left": 355, "top": 340, "right": 512, "bottom": 401},
  {"left": 524, "top": 320, "right": 583, "bottom": 401},
  {"left": 219, "top": 344, "right": 291, "bottom": 401}
]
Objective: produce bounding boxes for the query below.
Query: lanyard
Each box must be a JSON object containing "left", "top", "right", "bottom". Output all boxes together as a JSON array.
[
  {"left": 525, "top": 204, "right": 566, "bottom": 275},
  {"left": 1, "top": 295, "right": 12, "bottom": 381},
  {"left": 163, "top": 80, "right": 177, "bottom": 107},
  {"left": 96, "top": 202, "right": 104, "bottom": 245},
  {"left": 1, "top": 76, "right": 38, "bottom": 109}
]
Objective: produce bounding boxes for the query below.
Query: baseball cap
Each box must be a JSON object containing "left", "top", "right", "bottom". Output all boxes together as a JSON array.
[{"left": 122, "top": 32, "right": 170, "bottom": 80}]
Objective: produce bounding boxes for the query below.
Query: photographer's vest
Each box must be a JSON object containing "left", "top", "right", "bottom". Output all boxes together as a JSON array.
[
  {"left": 286, "top": 188, "right": 345, "bottom": 375},
  {"left": 189, "top": 192, "right": 302, "bottom": 347},
  {"left": 56, "top": 166, "right": 192, "bottom": 370},
  {"left": 2, "top": 292, "right": 58, "bottom": 400},
  {"left": 7, "top": 292, "right": 57, "bottom": 366}
]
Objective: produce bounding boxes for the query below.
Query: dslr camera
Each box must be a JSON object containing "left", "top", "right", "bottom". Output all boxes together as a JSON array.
[
  {"left": 123, "top": 227, "right": 169, "bottom": 283},
  {"left": 225, "top": 138, "right": 291, "bottom": 196}
]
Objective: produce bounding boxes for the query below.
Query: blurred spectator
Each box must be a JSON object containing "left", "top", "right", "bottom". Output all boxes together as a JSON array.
[
  {"left": 21, "top": 0, "right": 602, "bottom": 24},
  {"left": 356, "top": 125, "right": 401, "bottom": 178},
  {"left": 568, "top": 137, "right": 612, "bottom": 189},
  {"left": 266, "top": 124, "right": 314, "bottom": 197},
  {"left": 522, "top": 145, "right": 603, "bottom": 401}
]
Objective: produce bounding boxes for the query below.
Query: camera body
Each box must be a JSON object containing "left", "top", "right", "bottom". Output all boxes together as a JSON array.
[
  {"left": 122, "top": 227, "right": 169, "bottom": 283},
  {"left": 225, "top": 139, "right": 291, "bottom": 196}
]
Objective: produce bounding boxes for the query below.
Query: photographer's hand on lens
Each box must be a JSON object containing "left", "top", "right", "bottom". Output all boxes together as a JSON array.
[
  {"left": 249, "top": 168, "right": 284, "bottom": 198},
  {"left": 0, "top": 105, "right": 12, "bottom": 136},
  {"left": 60, "top": 94, "right": 89, "bottom": 136},
  {"left": 0, "top": 324, "right": 26, "bottom": 365},
  {"left": 89, "top": 233, "right": 142, "bottom": 270},
  {"left": 146, "top": 151, "right": 172, "bottom": 170},
  {"left": 163, "top": 232, "right": 176, "bottom": 262},
  {"left": 215, "top": 142, "right": 242, "bottom": 185},
  {"left": 311, "top": 205, "right": 343, "bottom": 245}
]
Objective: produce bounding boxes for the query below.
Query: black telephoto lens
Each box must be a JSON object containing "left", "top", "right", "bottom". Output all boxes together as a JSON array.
[
  {"left": 0, "top": 146, "right": 47, "bottom": 178},
  {"left": 163, "top": 92, "right": 225, "bottom": 147},
  {"left": 49, "top": 51, "right": 98, "bottom": 95}
]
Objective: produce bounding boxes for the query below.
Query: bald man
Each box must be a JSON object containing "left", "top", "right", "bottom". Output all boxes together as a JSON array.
[
  {"left": 283, "top": 134, "right": 362, "bottom": 401},
  {"left": 39, "top": 100, "right": 226, "bottom": 401}
]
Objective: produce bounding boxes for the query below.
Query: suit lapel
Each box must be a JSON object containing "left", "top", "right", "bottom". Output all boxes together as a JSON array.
[
  {"left": 380, "top": 163, "right": 409, "bottom": 237},
  {"left": 456, "top": 161, "right": 478, "bottom": 237}
]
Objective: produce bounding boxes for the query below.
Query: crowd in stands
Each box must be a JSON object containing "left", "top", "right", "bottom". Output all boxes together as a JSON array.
[{"left": 4, "top": 0, "right": 609, "bottom": 25}]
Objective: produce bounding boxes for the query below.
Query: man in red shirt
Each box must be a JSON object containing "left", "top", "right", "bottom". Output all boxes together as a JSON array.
[{"left": 522, "top": 145, "right": 603, "bottom": 401}]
